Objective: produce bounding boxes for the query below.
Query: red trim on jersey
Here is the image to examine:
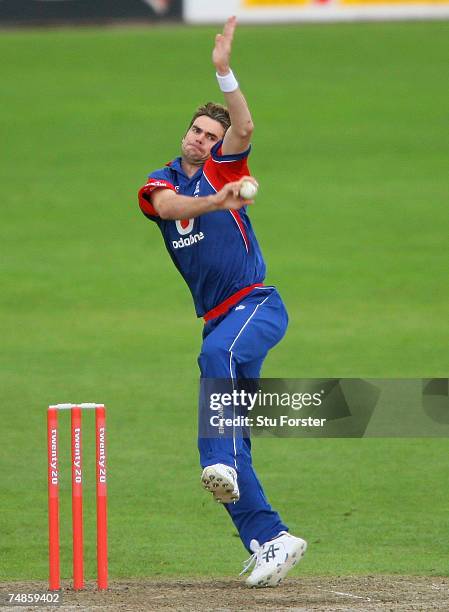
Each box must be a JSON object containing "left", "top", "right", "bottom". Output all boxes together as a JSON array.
[
  {"left": 138, "top": 178, "right": 176, "bottom": 217},
  {"left": 229, "top": 210, "right": 250, "bottom": 252},
  {"left": 203, "top": 148, "right": 251, "bottom": 253},
  {"left": 205, "top": 168, "right": 250, "bottom": 253},
  {"left": 204, "top": 145, "right": 250, "bottom": 186},
  {"left": 203, "top": 283, "right": 264, "bottom": 322}
]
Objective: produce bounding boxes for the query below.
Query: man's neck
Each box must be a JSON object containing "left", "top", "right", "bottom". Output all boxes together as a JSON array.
[{"left": 181, "top": 157, "right": 203, "bottom": 178}]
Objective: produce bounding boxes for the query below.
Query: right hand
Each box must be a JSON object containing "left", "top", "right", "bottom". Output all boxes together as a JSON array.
[
  {"left": 212, "top": 16, "right": 237, "bottom": 75},
  {"left": 211, "top": 176, "right": 258, "bottom": 211}
]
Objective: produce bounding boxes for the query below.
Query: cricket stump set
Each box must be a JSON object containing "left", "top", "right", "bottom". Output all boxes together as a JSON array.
[{"left": 47, "top": 403, "right": 108, "bottom": 591}]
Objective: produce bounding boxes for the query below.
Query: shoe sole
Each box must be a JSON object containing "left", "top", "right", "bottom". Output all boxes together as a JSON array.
[
  {"left": 201, "top": 466, "right": 239, "bottom": 503},
  {"left": 246, "top": 539, "right": 308, "bottom": 588}
]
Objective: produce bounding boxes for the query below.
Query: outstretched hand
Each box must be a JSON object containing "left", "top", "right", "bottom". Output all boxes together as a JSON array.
[
  {"left": 212, "top": 16, "right": 237, "bottom": 75},
  {"left": 212, "top": 176, "right": 258, "bottom": 211}
]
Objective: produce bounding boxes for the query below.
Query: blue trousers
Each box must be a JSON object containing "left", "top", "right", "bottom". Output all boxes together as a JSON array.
[{"left": 198, "top": 286, "right": 289, "bottom": 551}]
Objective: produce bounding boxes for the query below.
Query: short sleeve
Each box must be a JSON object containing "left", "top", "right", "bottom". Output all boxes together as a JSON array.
[
  {"left": 203, "top": 141, "right": 251, "bottom": 191},
  {"left": 138, "top": 176, "right": 176, "bottom": 219}
]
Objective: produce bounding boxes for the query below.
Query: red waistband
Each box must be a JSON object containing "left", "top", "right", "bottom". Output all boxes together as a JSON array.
[{"left": 203, "top": 283, "right": 264, "bottom": 323}]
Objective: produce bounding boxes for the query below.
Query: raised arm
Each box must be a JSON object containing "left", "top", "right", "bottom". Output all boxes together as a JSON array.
[{"left": 213, "top": 16, "right": 254, "bottom": 156}]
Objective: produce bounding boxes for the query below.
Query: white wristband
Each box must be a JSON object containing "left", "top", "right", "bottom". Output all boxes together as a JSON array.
[{"left": 216, "top": 70, "right": 239, "bottom": 93}]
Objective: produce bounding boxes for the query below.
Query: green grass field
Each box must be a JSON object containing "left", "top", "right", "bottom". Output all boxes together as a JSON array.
[{"left": 1, "top": 21, "right": 448, "bottom": 582}]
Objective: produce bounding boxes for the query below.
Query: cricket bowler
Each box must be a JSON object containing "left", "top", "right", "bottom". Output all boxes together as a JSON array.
[{"left": 138, "top": 16, "right": 307, "bottom": 587}]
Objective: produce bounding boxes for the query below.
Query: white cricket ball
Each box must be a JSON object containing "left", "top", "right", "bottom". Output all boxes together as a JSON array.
[{"left": 239, "top": 180, "right": 258, "bottom": 200}]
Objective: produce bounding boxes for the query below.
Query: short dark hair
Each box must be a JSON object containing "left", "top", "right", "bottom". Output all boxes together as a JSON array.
[{"left": 188, "top": 102, "right": 231, "bottom": 134}]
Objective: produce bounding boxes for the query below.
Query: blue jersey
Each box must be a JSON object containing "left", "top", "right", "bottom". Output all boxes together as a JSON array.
[{"left": 138, "top": 141, "right": 266, "bottom": 318}]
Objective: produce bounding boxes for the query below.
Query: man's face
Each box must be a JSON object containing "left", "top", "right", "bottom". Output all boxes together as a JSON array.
[{"left": 181, "top": 115, "right": 225, "bottom": 165}]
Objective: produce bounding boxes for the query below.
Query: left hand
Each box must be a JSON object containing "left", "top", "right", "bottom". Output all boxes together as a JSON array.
[
  {"left": 211, "top": 176, "right": 258, "bottom": 211},
  {"left": 212, "top": 16, "right": 237, "bottom": 75}
]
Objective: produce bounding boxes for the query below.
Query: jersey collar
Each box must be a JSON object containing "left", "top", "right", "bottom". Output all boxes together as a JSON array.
[{"left": 166, "top": 156, "right": 203, "bottom": 182}]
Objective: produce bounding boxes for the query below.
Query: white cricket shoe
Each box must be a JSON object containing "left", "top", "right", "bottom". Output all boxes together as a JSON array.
[
  {"left": 201, "top": 463, "right": 240, "bottom": 503},
  {"left": 240, "top": 531, "right": 307, "bottom": 587}
]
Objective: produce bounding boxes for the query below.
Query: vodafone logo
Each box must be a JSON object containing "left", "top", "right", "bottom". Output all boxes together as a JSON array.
[
  {"left": 172, "top": 232, "right": 205, "bottom": 249},
  {"left": 173, "top": 217, "right": 204, "bottom": 249},
  {"left": 176, "top": 219, "right": 194, "bottom": 235},
  {"left": 172, "top": 219, "right": 204, "bottom": 249}
]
